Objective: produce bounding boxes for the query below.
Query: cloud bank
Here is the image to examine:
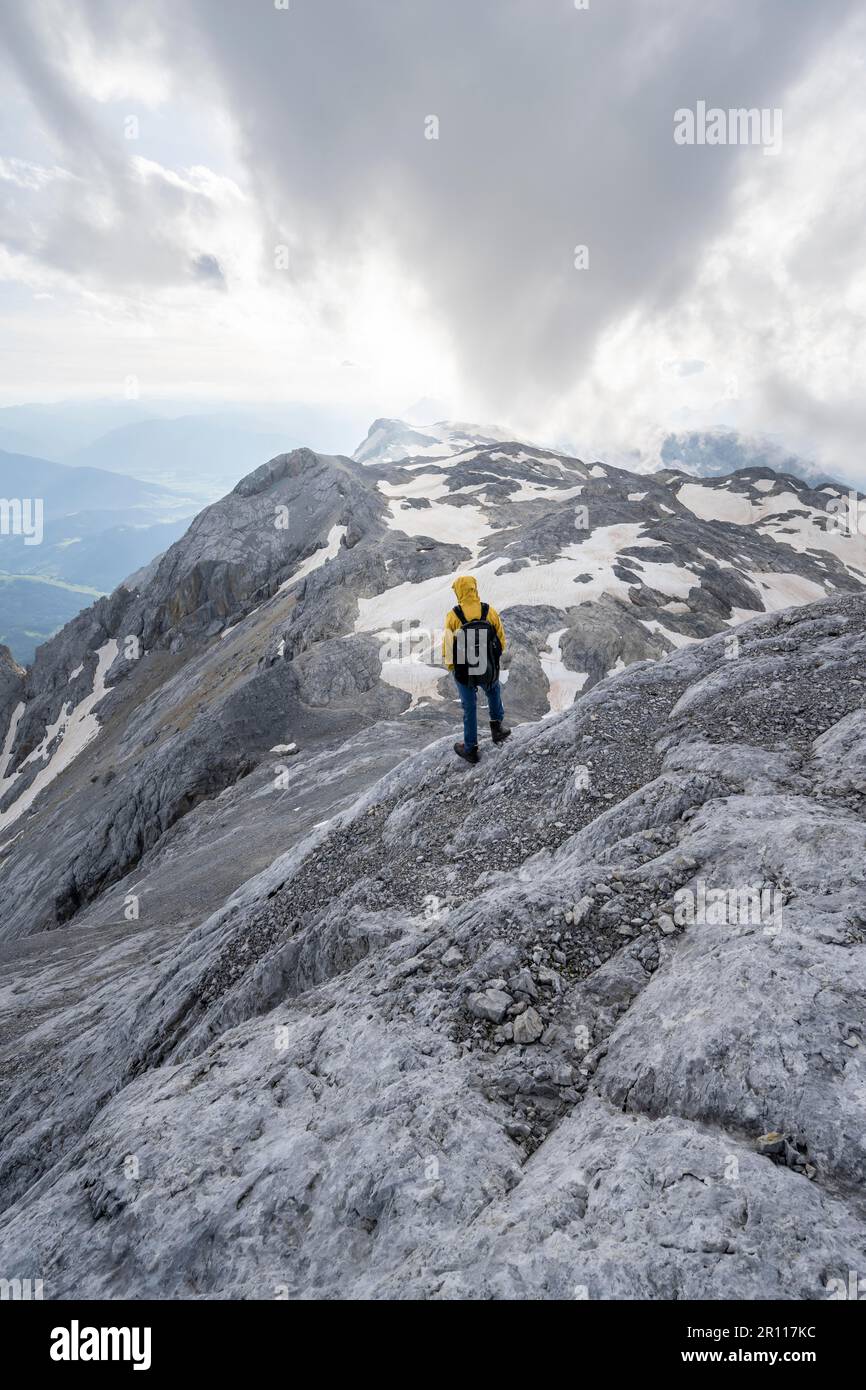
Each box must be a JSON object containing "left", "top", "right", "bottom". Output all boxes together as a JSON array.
[{"left": 1, "top": 0, "right": 864, "bottom": 478}]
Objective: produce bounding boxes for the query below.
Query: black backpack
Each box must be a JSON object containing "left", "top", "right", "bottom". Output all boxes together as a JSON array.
[{"left": 452, "top": 602, "right": 502, "bottom": 689}]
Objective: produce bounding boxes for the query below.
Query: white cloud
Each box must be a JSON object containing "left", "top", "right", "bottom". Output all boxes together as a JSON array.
[
  {"left": 0, "top": 156, "right": 74, "bottom": 190},
  {"left": 541, "top": 7, "right": 866, "bottom": 482},
  {"left": 0, "top": 0, "right": 863, "bottom": 479}
]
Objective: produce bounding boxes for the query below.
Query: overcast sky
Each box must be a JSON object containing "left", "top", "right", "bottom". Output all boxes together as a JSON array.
[{"left": 1, "top": 0, "right": 865, "bottom": 476}]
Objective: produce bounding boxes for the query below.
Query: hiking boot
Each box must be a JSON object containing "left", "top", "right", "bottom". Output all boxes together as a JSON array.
[
  {"left": 490, "top": 720, "right": 511, "bottom": 745},
  {"left": 454, "top": 741, "right": 480, "bottom": 764}
]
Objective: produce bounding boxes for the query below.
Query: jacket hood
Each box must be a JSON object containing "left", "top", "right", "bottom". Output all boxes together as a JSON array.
[{"left": 452, "top": 575, "right": 479, "bottom": 605}]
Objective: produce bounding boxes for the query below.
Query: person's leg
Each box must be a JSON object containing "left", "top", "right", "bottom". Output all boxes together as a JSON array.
[
  {"left": 485, "top": 680, "right": 504, "bottom": 724},
  {"left": 455, "top": 677, "right": 478, "bottom": 749},
  {"left": 486, "top": 680, "right": 511, "bottom": 743}
]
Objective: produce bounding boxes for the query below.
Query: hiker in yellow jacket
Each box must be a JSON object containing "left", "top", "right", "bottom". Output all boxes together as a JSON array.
[{"left": 443, "top": 575, "right": 510, "bottom": 764}]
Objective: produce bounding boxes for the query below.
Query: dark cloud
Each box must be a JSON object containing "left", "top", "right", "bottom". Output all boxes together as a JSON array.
[
  {"left": 191, "top": 252, "right": 226, "bottom": 287},
  {"left": 169, "top": 0, "right": 858, "bottom": 417},
  {"left": 0, "top": 0, "right": 862, "bottom": 438}
]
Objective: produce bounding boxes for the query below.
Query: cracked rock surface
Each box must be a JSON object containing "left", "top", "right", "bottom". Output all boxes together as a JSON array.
[{"left": 1, "top": 592, "right": 865, "bottom": 1299}]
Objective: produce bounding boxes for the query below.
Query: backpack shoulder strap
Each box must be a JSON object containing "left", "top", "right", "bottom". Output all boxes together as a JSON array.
[
  {"left": 452, "top": 604, "right": 466, "bottom": 624},
  {"left": 480, "top": 602, "right": 489, "bottom": 620}
]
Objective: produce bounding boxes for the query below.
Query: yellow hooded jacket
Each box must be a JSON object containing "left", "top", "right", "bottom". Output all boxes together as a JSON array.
[{"left": 443, "top": 575, "right": 506, "bottom": 672}]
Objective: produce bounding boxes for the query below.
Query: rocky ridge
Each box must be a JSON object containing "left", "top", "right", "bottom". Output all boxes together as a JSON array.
[
  {"left": 0, "top": 590, "right": 864, "bottom": 1299},
  {"left": 1, "top": 429, "right": 864, "bottom": 945}
]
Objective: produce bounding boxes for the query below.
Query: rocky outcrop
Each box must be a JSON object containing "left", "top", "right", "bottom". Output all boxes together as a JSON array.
[
  {"left": 121, "top": 449, "right": 375, "bottom": 650},
  {"left": 0, "top": 644, "right": 24, "bottom": 737}
]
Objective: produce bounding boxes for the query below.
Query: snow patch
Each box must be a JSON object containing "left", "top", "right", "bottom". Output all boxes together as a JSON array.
[
  {"left": 641, "top": 619, "right": 698, "bottom": 650},
  {"left": 539, "top": 629, "right": 588, "bottom": 713},
  {"left": 501, "top": 479, "right": 585, "bottom": 504},
  {"left": 0, "top": 641, "right": 118, "bottom": 838},
  {"left": 382, "top": 495, "right": 495, "bottom": 557},
  {"left": 743, "top": 571, "right": 829, "bottom": 611},
  {"left": 354, "top": 523, "right": 699, "bottom": 638},
  {"left": 279, "top": 525, "right": 347, "bottom": 592},
  {"left": 677, "top": 483, "right": 753, "bottom": 525},
  {"left": 378, "top": 473, "right": 453, "bottom": 502},
  {"left": 380, "top": 657, "right": 446, "bottom": 708},
  {"left": 0, "top": 701, "right": 25, "bottom": 783}
]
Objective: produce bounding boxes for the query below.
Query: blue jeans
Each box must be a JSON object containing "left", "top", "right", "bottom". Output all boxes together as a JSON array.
[{"left": 454, "top": 677, "right": 504, "bottom": 749}]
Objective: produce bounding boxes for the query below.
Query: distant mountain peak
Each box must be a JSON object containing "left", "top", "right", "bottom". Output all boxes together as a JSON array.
[
  {"left": 657, "top": 427, "right": 842, "bottom": 489},
  {"left": 353, "top": 417, "right": 515, "bottom": 465}
]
